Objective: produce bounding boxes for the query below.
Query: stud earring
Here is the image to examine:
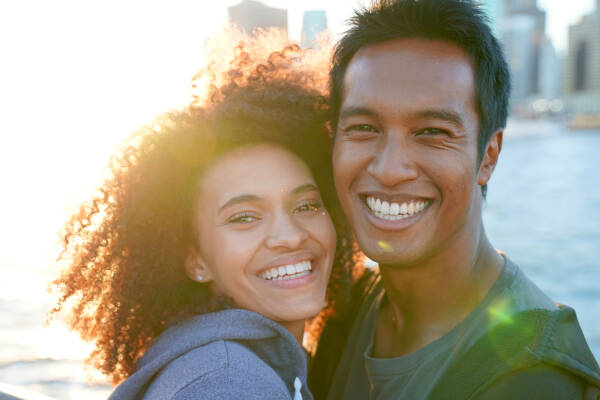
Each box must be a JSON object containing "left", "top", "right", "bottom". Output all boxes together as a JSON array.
[{"left": 196, "top": 273, "right": 203, "bottom": 282}]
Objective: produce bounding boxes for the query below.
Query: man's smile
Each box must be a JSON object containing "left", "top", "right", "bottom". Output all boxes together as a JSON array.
[{"left": 364, "top": 195, "right": 431, "bottom": 221}]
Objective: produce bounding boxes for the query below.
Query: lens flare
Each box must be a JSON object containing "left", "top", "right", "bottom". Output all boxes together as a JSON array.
[{"left": 377, "top": 241, "right": 394, "bottom": 252}]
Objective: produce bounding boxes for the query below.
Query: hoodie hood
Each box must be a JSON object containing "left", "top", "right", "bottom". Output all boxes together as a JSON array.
[{"left": 109, "top": 308, "right": 309, "bottom": 399}]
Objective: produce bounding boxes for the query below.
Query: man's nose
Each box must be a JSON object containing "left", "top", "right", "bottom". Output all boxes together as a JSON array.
[
  {"left": 265, "top": 211, "right": 309, "bottom": 249},
  {"left": 367, "top": 134, "right": 418, "bottom": 187}
]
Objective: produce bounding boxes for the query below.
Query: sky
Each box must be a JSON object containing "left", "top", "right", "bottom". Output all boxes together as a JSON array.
[
  {"left": 538, "top": 0, "right": 596, "bottom": 52},
  {"left": 0, "top": 0, "right": 596, "bottom": 266}
]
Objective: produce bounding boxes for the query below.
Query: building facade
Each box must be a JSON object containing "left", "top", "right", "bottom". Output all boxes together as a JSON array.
[
  {"left": 228, "top": 0, "right": 287, "bottom": 35},
  {"left": 564, "top": 0, "right": 600, "bottom": 120},
  {"left": 499, "top": 0, "right": 550, "bottom": 110}
]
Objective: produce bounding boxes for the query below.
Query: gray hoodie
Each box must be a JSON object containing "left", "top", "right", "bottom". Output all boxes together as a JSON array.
[{"left": 108, "top": 309, "right": 312, "bottom": 400}]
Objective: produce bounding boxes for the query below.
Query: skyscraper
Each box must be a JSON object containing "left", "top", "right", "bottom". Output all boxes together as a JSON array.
[
  {"left": 500, "top": 0, "right": 547, "bottom": 108},
  {"left": 564, "top": 1, "right": 600, "bottom": 124},
  {"left": 228, "top": 0, "right": 287, "bottom": 35},
  {"left": 301, "top": 10, "right": 328, "bottom": 48}
]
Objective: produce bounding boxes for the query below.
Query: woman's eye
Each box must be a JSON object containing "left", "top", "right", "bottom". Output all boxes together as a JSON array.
[
  {"left": 417, "top": 127, "right": 451, "bottom": 136},
  {"left": 294, "top": 201, "right": 322, "bottom": 213},
  {"left": 227, "top": 213, "right": 258, "bottom": 224}
]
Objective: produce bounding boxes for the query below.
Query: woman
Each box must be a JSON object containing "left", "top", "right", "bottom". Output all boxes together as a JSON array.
[{"left": 49, "top": 30, "right": 358, "bottom": 399}]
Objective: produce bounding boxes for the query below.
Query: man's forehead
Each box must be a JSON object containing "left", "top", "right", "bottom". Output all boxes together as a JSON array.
[
  {"left": 352, "top": 38, "right": 472, "bottom": 67},
  {"left": 341, "top": 38, "right": 476, "bottom": 115}
]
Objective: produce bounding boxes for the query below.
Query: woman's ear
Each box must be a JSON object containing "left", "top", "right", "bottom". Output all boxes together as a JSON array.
[
  {"left": 477, "top": 130, "right": 503, "bottom": 186},
  {"left": 184, "top": 247, "right": 213, "bottom": 283}
]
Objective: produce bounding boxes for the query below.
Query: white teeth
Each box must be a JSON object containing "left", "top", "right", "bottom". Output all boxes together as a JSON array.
[
  {"left": 259, "top": 261, "right": 312, "bottom": 280},
  {"left": 400, "top": 202, "right": 408, "bottom": 214},
  {"left": 365, "top": 196, "right": 429, "bottom": 220},
  {"left": 381, "top": 201, "right": 390, "bottom": 214}
]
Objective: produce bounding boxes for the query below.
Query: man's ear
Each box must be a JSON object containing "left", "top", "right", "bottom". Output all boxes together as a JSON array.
[
  {"left": 477, "top": 130, "right": 503, "bottom": 186},
  {"left": 184, "top": 247, "right": 213, "bottom": 283}
]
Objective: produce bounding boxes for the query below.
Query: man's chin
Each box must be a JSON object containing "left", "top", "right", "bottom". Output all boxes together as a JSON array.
[{"left": 358, "top": 238, "right": 427, "bottom": 269}]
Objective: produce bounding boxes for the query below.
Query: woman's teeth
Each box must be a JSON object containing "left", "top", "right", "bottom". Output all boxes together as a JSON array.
[
  {"left": 365, "top": 196, "right": 428, "bottom": 220},
  {"left": 259, "top": 260, "right": 312, "bottom": 281}
]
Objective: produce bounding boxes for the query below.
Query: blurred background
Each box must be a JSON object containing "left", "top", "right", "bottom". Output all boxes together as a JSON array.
[{"left": 0, "top": 0, "right": 598, "bottom": 398}]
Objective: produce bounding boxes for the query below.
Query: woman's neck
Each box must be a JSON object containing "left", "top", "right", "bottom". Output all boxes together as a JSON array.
[{"left": 280, "top": 319, "right": 305, "bottom": 345}]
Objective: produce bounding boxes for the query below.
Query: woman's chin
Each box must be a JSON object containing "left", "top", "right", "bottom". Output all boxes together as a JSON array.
[{"left": 257, "top": 301, "right": 325, "bottom": 324}]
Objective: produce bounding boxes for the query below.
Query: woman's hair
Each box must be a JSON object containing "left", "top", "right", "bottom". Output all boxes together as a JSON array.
[{"left": 49, "top": 28, "right": 362, "bottom": 384}]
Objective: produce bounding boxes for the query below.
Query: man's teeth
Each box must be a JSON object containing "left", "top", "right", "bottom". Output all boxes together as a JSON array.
[
  {"left": 365, "top": 196, "right": 428, "bottom": 220},
  {"left": 259, "top": 260, "right": 312, "bottom": 281}
]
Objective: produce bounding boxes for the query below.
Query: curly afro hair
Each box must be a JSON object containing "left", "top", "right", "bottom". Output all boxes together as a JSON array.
[{"left": 49, "top": 27, "right": 362, "bottom": 384}]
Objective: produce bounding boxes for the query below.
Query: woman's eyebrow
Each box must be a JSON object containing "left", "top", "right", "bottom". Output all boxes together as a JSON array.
[
  {"left": 218, "top": 183, "right": 318, "bottom": 214},
  {"left": 218, "top": 194, "right": 260, "bottom": 213}
]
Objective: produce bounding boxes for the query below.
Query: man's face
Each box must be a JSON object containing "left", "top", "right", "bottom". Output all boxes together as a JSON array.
[{"left": 333, "top": 38, "right": 495, "bottom": 267}]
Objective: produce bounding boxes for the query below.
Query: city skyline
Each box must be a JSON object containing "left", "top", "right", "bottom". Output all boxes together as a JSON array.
[{"left": 245, "top": 0, "right": 595, "bottom": 53}]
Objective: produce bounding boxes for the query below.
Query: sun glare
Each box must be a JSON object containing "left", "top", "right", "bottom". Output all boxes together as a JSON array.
[{"left": 0, "top": 1, "right": 230, "bottom": 386}]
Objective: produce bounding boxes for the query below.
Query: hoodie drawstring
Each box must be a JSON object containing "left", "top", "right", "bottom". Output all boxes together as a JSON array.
[{"left": 293, "top": 377, "right": 302, "bottom": 400}]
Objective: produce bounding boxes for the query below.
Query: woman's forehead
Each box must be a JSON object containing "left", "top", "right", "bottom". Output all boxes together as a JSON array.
[{"left": 199, "top": 143, "right": 316, "bottom": 203}]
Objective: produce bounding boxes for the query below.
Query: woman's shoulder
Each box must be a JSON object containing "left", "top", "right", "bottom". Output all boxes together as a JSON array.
[{"left": 143, "top": 340, "right": 290, "bottom": 399}]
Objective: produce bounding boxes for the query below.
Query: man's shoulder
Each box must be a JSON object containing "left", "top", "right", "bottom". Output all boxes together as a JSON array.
[
  {"left": 429, "top": 305, "right": 600, "bottom": 399},
  {"left": 474, "top": 364, "right": 589, "bottom": 400},
  {"left": 500, "top": 256, "right": 557, "bottom": 311}
]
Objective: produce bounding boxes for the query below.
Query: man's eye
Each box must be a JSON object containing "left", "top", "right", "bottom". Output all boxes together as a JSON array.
[
  {"left": 227, "top": 213, "right": 258, "bottom": 224},
  {"left": 294, "top": 201, "right": 322, "bottom": 213},
  {"left": 347, "top": 124, "right": 379, "bottom": 133},
  {"left": 341, "top": 124, "right": 380, "bottom": 140},
  {"left": 417, "top": 128, "right": 451, "bottom": 136}
]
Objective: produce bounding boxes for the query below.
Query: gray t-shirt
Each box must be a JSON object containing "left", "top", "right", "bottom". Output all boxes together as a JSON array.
[{"left": 328, "top": 256, "right": 558, "bottom": 400}]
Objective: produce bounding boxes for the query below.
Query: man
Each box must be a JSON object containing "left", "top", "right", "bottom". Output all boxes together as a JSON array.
[{"left": 310, "top": 0, "right": 600, "bottom": 398}]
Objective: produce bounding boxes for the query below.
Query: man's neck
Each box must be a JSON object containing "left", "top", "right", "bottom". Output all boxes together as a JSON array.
[{"left": 373, "top": 224, "right": 504, "bottom": 358}]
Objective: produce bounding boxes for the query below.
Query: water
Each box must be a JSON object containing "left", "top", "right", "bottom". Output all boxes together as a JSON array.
[
  {"left": 483, "top": 122, "right": 600, "bottom": 360},
  {"left": 0, "top": 121, "right": 598, "bottom": 399}
]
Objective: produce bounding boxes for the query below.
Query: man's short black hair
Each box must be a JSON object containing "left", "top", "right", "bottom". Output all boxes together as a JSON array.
[{"left": 330, "top": 0, "right": 511, "bottom": 197}]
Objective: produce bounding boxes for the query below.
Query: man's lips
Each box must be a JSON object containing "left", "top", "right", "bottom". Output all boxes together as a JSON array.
[{"left": 359, "top": 191, "right": 434, "bottom": 204}]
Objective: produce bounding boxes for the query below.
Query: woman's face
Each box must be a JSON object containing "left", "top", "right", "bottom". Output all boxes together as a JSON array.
[{"left": 189, "top": 143, "right": 336, "bottom": 324}]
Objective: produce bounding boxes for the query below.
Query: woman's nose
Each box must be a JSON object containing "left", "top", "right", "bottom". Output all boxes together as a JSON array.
[{"left": 265, "top": 212, "right": 309, "bottom": 249}]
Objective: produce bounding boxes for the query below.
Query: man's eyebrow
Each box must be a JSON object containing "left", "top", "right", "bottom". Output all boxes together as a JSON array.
[
  {"left": 415, "top": 109, "right": 465, "bottom": 128},
  {"left": 218, "top": 194, "right": 260, "bottom": 213},
  {"left": 291, "top": 183, "right": 319, "bottom": 196},
  {"left": 338, "top": 106, "right": 378, "bottom": 120}
]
